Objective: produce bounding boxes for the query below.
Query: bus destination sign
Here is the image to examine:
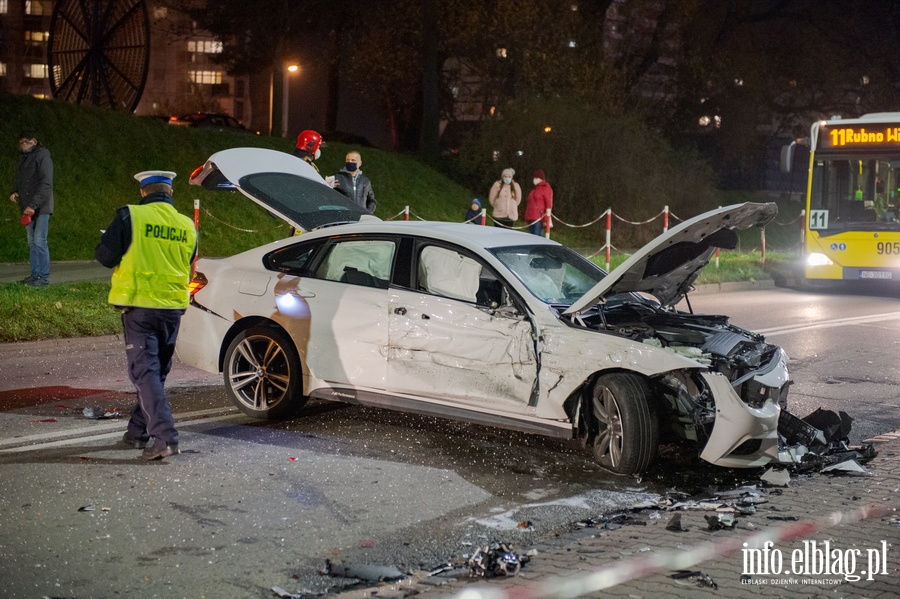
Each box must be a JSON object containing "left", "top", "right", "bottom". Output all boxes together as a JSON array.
[{"left": 820, "top": 123, "right": 900, "bottom": 151}]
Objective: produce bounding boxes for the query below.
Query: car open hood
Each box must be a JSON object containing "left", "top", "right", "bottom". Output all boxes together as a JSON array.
[
  {"left": 189, "top": 147, "right": 376, "bottom": 232},
  {"left": 564, "top": 202, "right": 778, "bottom": 314}
]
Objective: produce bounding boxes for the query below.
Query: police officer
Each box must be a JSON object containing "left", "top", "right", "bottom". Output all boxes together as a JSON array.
[{"left": 95, "top": 171, "right": 197, "bottom": 460}]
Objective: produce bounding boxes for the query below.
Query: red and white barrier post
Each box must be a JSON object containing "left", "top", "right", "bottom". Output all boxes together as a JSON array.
[{"left": 605, "top": 209, "right": 612, "bottom": 272}]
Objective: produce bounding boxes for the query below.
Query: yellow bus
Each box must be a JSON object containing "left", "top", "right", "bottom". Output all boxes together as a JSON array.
[{"left": 785, "top": 112, "right": 900, "bottom": 282}]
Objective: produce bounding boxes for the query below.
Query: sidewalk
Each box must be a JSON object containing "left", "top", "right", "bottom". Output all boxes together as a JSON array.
[
  {"left": 333, "top": 435, "right": 900, "bottom": 599},
  {"left": 0, "top": 261, "right": 110, "bottom": 284}
]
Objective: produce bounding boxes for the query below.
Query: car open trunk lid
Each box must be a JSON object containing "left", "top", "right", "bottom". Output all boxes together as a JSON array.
[
  {"left": 189, "top": 147, "right": 375, "bottom": 232},
  {"left": 564, "top": 202, "right": 778, "bottom": 314}
]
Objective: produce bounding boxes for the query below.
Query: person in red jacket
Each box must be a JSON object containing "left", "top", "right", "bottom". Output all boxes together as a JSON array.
[{"left": 524, "top": 169, "right": 553, "bottom": 235}]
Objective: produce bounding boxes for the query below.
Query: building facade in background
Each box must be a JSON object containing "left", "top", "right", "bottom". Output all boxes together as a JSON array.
[{"left": 0, "top": 1, "right": 259, "bottom": 129}]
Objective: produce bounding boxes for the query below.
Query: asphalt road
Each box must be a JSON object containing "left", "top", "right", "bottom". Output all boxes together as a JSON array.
[{"left": 1, "top": 282, "right": 899, "bottom": 598}]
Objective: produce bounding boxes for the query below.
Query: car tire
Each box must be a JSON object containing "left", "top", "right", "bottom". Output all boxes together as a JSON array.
[
  {"left": 589, "top": 373, "right": 658, "bottom": 475},
  {"left": 223, "top": 326, "right": 307, "bottom": 419}
]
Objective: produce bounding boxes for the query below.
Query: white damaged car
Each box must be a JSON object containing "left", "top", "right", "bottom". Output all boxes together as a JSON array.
[{"left": 176, "top": 148, "right": 790, "bottom": 474}]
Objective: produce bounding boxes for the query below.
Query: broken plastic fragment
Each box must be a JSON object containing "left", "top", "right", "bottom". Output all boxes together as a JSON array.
[
  {"left": 82, "top": 407, "right": 118, "bottom": 419},
  {"left": 467, "top": 542, "right": 527, "bottom": 577},
  {"left": 821, "top": 458, "right": 868, "bottom": 474},
  {"left": 321, "top": 559, "right": 404, "bottom": 582},
  {"left": 704, "top": 512, "right": 736, "bottom": 530},
  {"left": 670, "top": 570, "right": 718, "bottom": 589},
  {"left": 760, "top": 467, "right": 791, "bottom": 487},
  {"left": 78, "top": 505, "right": 96, "bottom": 512},
  {"left": 666, "top": 513, "right": 687, "bottom": 532}
]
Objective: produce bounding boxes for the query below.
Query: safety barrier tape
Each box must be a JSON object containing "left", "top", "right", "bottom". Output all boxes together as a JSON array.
[{"left": 452, "top": 503, "right": 895, "bottom": 599}]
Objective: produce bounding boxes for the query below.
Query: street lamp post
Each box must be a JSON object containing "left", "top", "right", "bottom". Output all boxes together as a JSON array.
[{"left": 281, "top": 64, "right": 300, "bottom": 138}]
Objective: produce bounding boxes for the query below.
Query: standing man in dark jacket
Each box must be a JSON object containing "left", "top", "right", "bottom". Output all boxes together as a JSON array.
[
  {"left": 96, "top": 171, "right": 197, "bottom": 460},
  {"left": 9, "top": 129, "right": 54, "bottom": 286},
  {"left": 333, "top": 150, "right": 376, "bottom": 214}
]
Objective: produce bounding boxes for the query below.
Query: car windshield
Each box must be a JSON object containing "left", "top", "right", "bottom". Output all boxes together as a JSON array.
[{"left": 490, "top": 245, "right": 605, "bottom": 304}]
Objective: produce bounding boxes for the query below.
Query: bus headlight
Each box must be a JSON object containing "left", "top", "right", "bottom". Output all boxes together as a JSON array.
[{"left": 806, "top": 253, "right": 833, "bottom": 267}]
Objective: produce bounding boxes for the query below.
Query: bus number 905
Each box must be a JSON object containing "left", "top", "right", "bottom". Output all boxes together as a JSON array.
[{"left": 877, "top": 242, "right": 900, "bottom": 254}]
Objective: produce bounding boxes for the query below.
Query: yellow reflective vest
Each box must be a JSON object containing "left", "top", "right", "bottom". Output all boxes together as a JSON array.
[{"left": 108, "top": 202, "right": 197, "bottom": 309}]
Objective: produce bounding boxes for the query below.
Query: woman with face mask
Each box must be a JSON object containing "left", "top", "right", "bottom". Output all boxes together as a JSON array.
[
  {"left": 524, "top": 169, "right": 553, "bottom": 236},
  {"left": 487, "top": 167, "right": 522, "bottom": 228}
]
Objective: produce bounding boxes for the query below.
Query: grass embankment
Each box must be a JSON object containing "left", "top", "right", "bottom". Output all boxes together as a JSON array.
[{"left": 0, "top": 95, "right": 802, "bottom": 342}]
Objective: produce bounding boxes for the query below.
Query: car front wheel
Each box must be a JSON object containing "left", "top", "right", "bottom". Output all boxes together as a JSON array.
[
  {"left": 223, "top": 327, "right": 307, "bottom": 419},
  {"left": 589, "top": 373, "right": 658, "bottom": 475}
]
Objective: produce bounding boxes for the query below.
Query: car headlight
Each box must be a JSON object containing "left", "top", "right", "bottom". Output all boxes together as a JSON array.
[{"left": 806, "top": 252, "right": 833, "bottom": 267}]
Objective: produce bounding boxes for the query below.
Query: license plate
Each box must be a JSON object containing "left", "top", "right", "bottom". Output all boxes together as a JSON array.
[{"left": 860, "top": 271, "right": 892, "bottom": 279}]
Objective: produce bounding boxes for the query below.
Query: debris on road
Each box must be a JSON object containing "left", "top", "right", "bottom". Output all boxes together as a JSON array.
[
  {"left": 760, "top": 467, "right": 791, "bottom": 487},
  {"left": 82, "top": 407, "right": 119, "bottom": 419},
  {"left": 320, "top": 559, "right": 405, "bottom": 582},
  {"left": 665, "top": 513, "right": 687, "bottom": 532},
  {"left": 271, "top": 586, "right": 304, "bottom": 598},
  {"left": 670, "top": 569, "right": 718, "bottom": 589},
  {"left": 776, "top": 408, "right": 876, "bottom": 475},
  {"left": 468, "top": 542, "right": 528, "bottom": 577}
]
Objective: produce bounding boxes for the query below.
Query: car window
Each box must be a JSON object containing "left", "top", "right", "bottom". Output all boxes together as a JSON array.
[
  {"left": 491, "top": 245, "right": 604, "bottom": 304},
  {"left": 418, "top": 246, "right": 481, "bottom": 302},
  {"left": 263, "top": 241, "right": 323, "bottom": 275},
  {"left": 313, "top": 239, "right": 395, "bottom": 289}
]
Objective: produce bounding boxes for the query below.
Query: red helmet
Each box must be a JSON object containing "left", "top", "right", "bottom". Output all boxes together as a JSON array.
[{"left": 295, "top": 129, "right": 323, "bottom": 156}]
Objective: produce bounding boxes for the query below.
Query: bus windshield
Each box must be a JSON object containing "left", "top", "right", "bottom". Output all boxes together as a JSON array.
[{"left": 810, "top": 155, "right": 900, "bottom": 234}]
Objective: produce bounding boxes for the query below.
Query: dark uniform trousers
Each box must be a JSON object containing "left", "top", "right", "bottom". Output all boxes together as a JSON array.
[{"left": 122, "top": 307, "right": 184, "bottom": 449}]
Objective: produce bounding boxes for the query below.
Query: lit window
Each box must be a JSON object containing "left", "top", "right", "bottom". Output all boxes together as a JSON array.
[
  {"left": 568, "top": 40, "right": 577, "bottom": 48},
  {"left": 0, "top": 0, "right": 8, "bottom": 14},
  {"left": 24, "top": 64, "right": 48, "bottom": 79},
  {"left": 492, "top": 150, "right": 500, "bottom": 162},
  {"left": 189, "top": 70, "right": 223, "bottom": 84},
  {"left": 153, "top": 6, "right": 167, "bottom": 19},
  {"left": 25, "top": 31, "right": 50, "bottom": 43},
  {"left": 543, "top": 126, "right": 553, "bottom": 133},
  {"left": 188, "top": 40, "right": 223, "bottom": 54},
  {"left": 0, "top": 62, "right": 6, "bottom": 76},
  {"left": 699, "top": 116, "right": 711, "bottom": 126},
  {"left": 496, "top": 48, "right": 507, "bottom": 58},
  {"left": 25, "top": 0, "right": 51, "bottom": 15},
  {"left": 734, "top": 78, "right": 744, "bottom": 86},
  {"left": 861, "top": 75, "right": 870, "bottom": 85}
]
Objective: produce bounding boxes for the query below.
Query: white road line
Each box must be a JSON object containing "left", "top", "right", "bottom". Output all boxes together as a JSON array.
[
  {"left": 0, "top": 407, "right": 242, "bottom": 452},
  {"left": 756, "top": 311, "right": 900, "bottom": 337}
]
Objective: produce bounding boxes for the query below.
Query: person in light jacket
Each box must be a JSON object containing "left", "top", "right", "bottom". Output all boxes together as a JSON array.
[{"left": 488, "top": 167, "right": 522, "bottom": 228}]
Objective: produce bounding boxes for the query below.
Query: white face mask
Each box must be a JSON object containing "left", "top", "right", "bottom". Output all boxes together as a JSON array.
[
  {"left": 533, "top": 178, "right": 541, "bottom": 186},
  {"left": 502, "top": 177, "right": 512, "bottom": 184}
]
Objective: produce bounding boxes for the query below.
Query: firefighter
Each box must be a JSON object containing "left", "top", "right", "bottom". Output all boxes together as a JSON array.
[{"left": 293, "top": 129, "right": 324, "bottom": 172}]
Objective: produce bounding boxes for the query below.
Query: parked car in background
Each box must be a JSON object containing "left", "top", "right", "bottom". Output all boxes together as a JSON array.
[
  {"left": 168, "top": 112, "right": 255, "bottom": 133},
  {"left": 176, "top": 147, "right": 791, "bottom": 475}
]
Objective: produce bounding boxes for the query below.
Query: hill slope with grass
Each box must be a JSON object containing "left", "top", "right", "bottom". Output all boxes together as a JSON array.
[{"left": 0, "top": 95, "right": 485, "bottom": 262}]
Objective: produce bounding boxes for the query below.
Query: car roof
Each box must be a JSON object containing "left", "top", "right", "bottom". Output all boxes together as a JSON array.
[{"left": 294, "top": 219, "right": 561, "bottom": 250}]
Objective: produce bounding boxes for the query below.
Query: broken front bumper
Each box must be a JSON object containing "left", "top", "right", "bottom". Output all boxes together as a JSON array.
[{"left": 699, "top": 372, "right": 781, "bottom": 468}]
